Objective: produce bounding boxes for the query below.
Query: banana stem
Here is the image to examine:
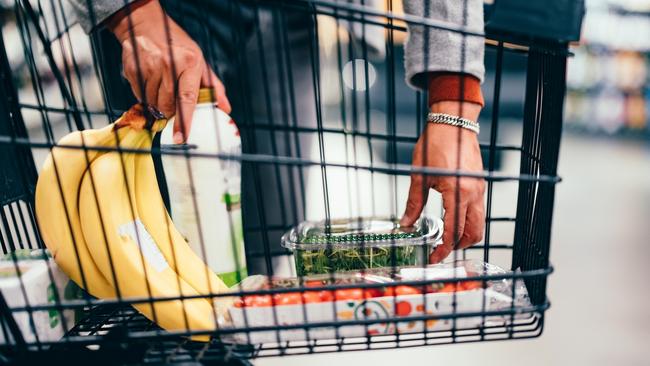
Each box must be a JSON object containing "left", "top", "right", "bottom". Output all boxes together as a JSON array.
[{"left": 114, "top": 104, "right": 168, "bottom": 133}]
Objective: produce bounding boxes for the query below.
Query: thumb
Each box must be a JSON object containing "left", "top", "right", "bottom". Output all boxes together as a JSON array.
[
  {"left": 174, "top": 66, "right": 202, "bottom": 143},
  {"left": 400, "top": 174, "right": 429, "bottom": 227}
]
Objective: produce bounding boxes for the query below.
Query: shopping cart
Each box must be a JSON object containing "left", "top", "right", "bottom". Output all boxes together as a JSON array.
[{"left": 0, "top": 0, "right": 583, "bottom": 364}]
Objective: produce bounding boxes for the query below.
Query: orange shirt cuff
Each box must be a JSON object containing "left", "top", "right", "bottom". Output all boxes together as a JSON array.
[{"left": 428, "top": 72, "right": 484, "bottom": 107}]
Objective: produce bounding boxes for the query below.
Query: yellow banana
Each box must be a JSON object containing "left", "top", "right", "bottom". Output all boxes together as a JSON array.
[
  {"left": 35, "top": 122, "right": 129, "bottom": 299},
  {"left": 78, "top": 126, "right": 216, "bottom": 341},
  {"left": 133, "top": 133, "right": 233, "bottom": 315}
]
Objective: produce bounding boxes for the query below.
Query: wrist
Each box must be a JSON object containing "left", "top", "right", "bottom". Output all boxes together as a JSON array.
[
  {"left": 424, "top": 122, "right": 481, "bottom": 148},
  {"left": 429, "top": 101, "right": 482, "bottom": 122},
  {"left": 107, "top": 0, "right": 161, "bottom": 42}
]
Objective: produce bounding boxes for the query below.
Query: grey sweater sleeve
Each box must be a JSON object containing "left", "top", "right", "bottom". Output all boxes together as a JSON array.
[
  {"left": 402, "top": 0, "right": 485, "bottom": 90},
  {"left": 67, "top": 0, "right": 137, "bottom": 33}
]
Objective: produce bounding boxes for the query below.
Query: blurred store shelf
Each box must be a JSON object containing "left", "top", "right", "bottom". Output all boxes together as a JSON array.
[{"left": 565, "top": 0, "right": 650, "bottom": 138}]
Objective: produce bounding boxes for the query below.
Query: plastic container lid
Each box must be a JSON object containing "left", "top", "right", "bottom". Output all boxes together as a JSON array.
[{"left": 281, "top": 216, "right": 443, "bottom": 250}]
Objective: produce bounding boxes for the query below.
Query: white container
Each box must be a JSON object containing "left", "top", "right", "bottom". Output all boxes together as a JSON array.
[
  {"left": 160, "top": 88, "right": 246, "bottom": 286},
  {"left": 228, "top": 290, "right": 485, "bottom": 344},
  {"left": 0, "top": 250, "right": 80, "bottom": 344}
]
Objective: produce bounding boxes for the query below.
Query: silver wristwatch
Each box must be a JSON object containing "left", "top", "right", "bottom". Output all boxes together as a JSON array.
[{"left": 427, "top": 113, "right": 480, "bottom": 134}]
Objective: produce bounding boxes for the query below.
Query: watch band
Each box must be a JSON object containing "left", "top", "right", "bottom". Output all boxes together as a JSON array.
[{"left": 427, "top": 112, "right": 480, "bottom": 134}]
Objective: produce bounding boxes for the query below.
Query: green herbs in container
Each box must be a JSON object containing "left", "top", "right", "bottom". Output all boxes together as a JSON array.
[{"left": 281, "top": 216, "right": 443, "bottom": 276}]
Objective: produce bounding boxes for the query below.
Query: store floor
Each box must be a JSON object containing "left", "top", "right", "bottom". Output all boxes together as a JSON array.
[{"left": 258, "top": 131, "right": 650, "bottom": 366}]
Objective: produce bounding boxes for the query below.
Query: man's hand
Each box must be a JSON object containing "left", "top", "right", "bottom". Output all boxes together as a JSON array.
[
  {"left": 400, "top": 101, "right": 485, "bottom": 263},
  {"left": 109, "top": 0, "right": 231, "bottom": 143}
]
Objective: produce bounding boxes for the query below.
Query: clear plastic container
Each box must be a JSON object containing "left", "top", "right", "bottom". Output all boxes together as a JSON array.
[{"left": 281, "top": 216, "right": 443, "bottom": 276}]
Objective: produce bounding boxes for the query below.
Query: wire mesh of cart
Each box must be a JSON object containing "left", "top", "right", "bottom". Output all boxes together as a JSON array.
[{"left": 0, "top": 0, "right": 584, "bottom": 364}]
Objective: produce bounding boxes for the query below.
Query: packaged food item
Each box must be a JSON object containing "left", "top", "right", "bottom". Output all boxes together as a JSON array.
[
  {"left": 281, "top": 216, "right": 443, "bottom": 276},
  {"left": 160, "top": 88, "right": 246, "bottom": 286},
  {"left": 0, "top": 249, "right": 81, "bottom": 344},
  {"left": 225, "top": 260, "right": 532, "bottom": 343}
]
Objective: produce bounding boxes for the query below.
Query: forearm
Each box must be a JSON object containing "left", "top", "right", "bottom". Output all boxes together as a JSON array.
[
  {"left": 402, "top": 0, "right": 485, "bottom": 90},
  {"left": 106, "top": 0, "right": 163, "bottom": 40}
]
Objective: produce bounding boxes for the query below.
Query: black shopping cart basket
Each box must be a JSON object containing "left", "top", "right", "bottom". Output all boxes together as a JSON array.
[{"left": 0, "top": 0, "right": 583, "bottom": 364}]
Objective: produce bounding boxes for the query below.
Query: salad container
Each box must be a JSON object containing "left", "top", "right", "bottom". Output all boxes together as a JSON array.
[{"left": 281, "top": 216, "right": 443, "bottom": 276}]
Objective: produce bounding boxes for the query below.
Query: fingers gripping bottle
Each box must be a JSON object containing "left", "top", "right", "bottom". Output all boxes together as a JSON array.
[{"left": 160, "top": 88, "right": 246, "bottom": 286}]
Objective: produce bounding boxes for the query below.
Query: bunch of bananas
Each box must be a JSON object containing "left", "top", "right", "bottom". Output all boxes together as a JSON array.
[{"left": 35, "top": 105, "right": 232, "bottom": 341}]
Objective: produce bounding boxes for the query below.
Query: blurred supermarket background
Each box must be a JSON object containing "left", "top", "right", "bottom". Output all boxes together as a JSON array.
[{"left": 0, "top": 0, "right": 648, "bottom": 364}]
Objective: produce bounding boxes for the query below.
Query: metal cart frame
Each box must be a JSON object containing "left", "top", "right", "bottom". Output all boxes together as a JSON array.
[{"left": 0, "top": 0, "right": 583, "bottom": 364}]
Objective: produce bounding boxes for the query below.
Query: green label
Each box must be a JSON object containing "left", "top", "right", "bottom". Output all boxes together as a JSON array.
[
  {"left": 219, "top": 192, "right": 247, "bottom": 286},
  {"left": 47, "top": 284, "right": 60, "bottom": 329},
  {"left": 217, "top": 267, "right": 248, "bottom": 287},
  {"left": 222, "top": 192, "right": 242, "bottom": 211}
]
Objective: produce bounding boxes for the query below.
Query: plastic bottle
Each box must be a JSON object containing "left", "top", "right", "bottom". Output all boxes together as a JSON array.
[{"left": 160, "top": 88, "right": 246, "bottom": 286}]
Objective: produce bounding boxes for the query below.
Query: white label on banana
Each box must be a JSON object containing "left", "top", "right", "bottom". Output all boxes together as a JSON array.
[{"left": 118, "top": 219, "right": 169, "bottom": 272}]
